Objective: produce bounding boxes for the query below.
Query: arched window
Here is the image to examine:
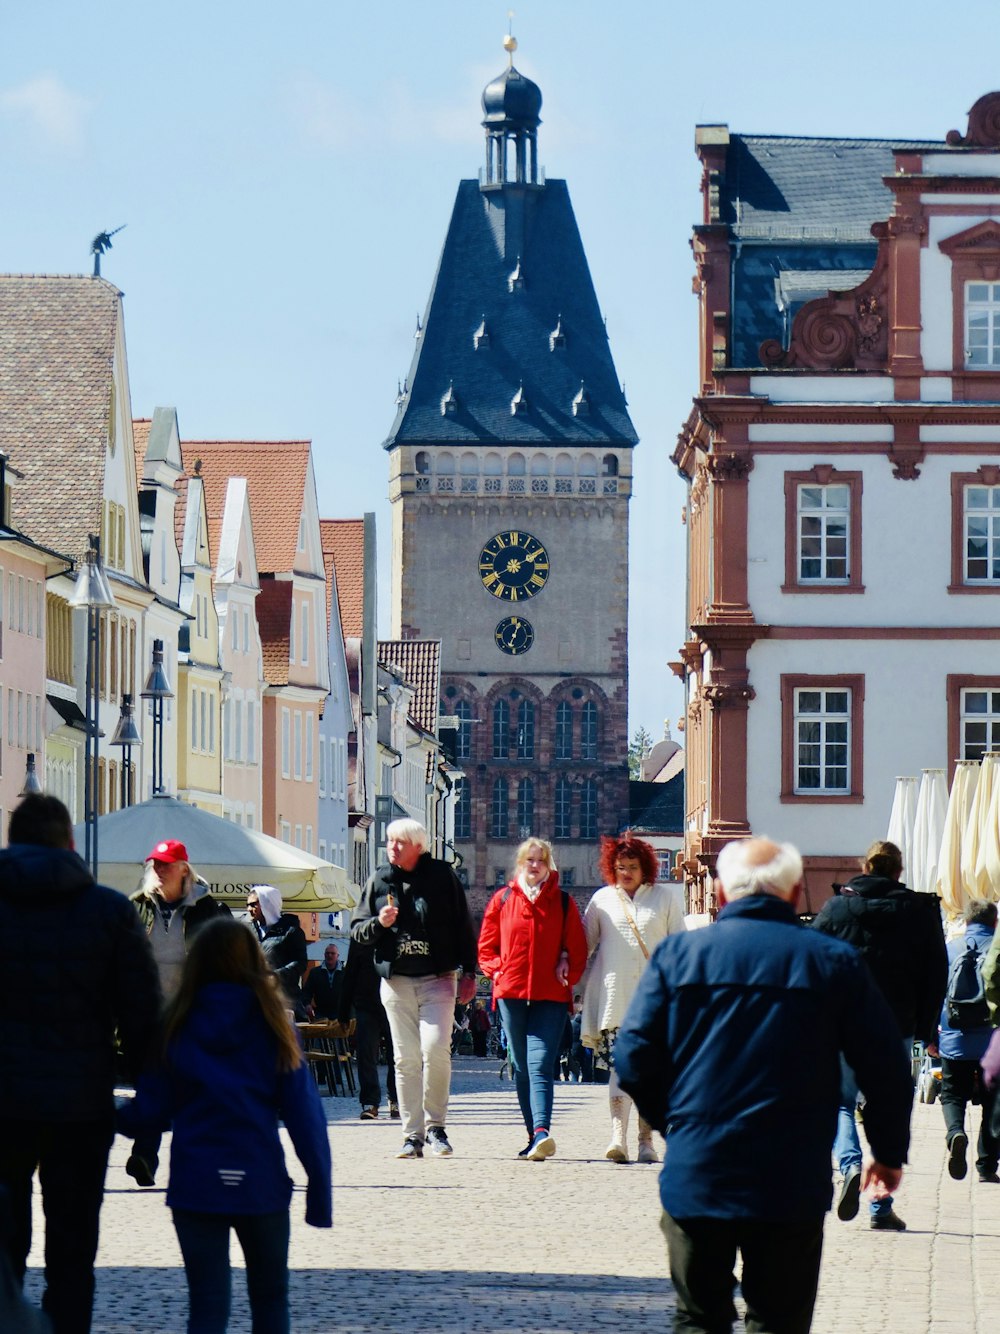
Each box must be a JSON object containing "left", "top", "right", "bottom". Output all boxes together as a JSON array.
[
  {"left": 415, "top": 451, "right": 431, "bottom": 475},
  {"left": 516, "top": 698, "right": 535, "bottom": 759},
  {"left": 454, "top": 778, "right": 471, "bottom": 839},
  {"left": 554, "top": 776, "right": 573, "bottom": 839},
  {"left": 455, "top": 698, "right": 472, "bottom": 761},
  {"left": 516, "top": 778, "right": 534, "bottom": 838},
  {"left": 492, "top": 699, "right": 509, "bottom": 759},
  {"left": 491, "top": 778, "right": 509, "bottom": 838},
  {"left": 508, "top": 452, "right": 526, "bottom": 476},
  {"left": 555, "top": 701, "right": 573, "bottom": 760},
  {"left": 437, "top": 452, "right": 455, "bottom": 474},
  {"left": 581, "top": 701, "right": 599, "bottom": 759},
  {"left": 580, "top": 777, "right": 598, "bottom": 839},
  {"left": 602, "top": 453, "right": 619, "bottom": 477},
  {"left": 460, "top": 452, "right": 479, "bottom": 475}
]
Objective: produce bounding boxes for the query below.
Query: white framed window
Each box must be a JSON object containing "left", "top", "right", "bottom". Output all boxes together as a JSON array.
[
  {"left": 964, "top": 484, "right": 1000, "bottom": 582},
  {"left": 306, "top": 825, "right": 313, "bottom": 854},
  {"left": 319, "top": 840, "right": 327, "bottom": 859},
  {"left": 319, "top": 736, "right": 327, "bottom": 796},
  {"left": 294, "top": 824, "right": 302, "bottom": 849},
  {"left": 280, "top": 819, "right": 291, "bottom": 843},
  {"left": 289, "top": 606, "right": 295, "bottom": 663},
  {"left": 191, "top": 691, "right": 198, "bottom": 749},
  {"left": 792, "top": 688, "right": 850, "bottom": 794},
  {"left": 966, "top": 281, "right": 1000, "bottom": 367},
  {"left": 231, "top": 612, "right": 238, "bottom": 650},
  {"left": 209, "top": 696, "right": 215, "bottom": 753},
  {"left": 960, "top": 688, "right": 1000, "bottom": 760},
  {"left": 247, "top": 699, "right": 256, "bottom": 763},
  {"left": 243, "top": 609, "right": 249, "bottom": 652},
  {"left": 294, "top": 712, "right": 302, "bottom": 779},
  {"left": 798, "top": 484, "right": 850, "bottom": 582},
  {"left": 305, "top": 717, "right": 313, "bottom": 781},
  {"left": 301, "top": 604, "right": 309, "bottom": 665},
  {"left": 281, "top": 708, "right": 290, "bottom": 777}
]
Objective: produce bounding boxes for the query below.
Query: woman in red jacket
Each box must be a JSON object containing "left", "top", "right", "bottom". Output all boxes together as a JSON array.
[{"left": 478, "top": 837, "right": 588, "bottom": 1160}]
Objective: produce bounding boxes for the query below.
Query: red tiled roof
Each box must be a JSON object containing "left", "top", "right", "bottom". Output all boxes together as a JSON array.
[
  {"left": 0, "top": 276, "right": 120, "bottom": 560},
  {"left": 179, "top": 440, "right": 311, "bottom": 575},
  {"left": 133, "top": 418, "right": 150, "bottom": 478},
  {"left": 378, "top": 639, "right": 441, "bottom": 735},
  {"left": 256, "top": 580, "right": 292, "bottom": 685},
  {"left": 321, "top": 519, "right": 364, "bottom": 640}
]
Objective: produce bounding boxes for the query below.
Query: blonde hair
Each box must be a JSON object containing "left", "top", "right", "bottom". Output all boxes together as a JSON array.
[
  {"left": 514, "top": 836, "right": 557, "bottom": 875},
  {"left": 862, "top": 840, "right": 902, "bottom": 880}
]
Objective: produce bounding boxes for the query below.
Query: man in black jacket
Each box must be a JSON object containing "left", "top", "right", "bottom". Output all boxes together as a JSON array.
[
  {"left": 813, "top": 839, "right": 948, "bottom": 1231},
  {"left": 352, "top": 819, "right": 477, "bottom": 1159},
  {"left": 0, "top": 794, "right": 161, "bottom": 1334},
  {"left": 338, "top": 938, "right": 398, "bottom": 1120}
]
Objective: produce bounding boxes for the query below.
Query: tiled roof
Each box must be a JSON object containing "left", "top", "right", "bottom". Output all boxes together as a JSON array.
[
  {"left": 321, "top": 519, "right": 364, "bottom": 639},
  {"left": 0, "top": 275, "right": 120, "bottom": 559},
  {"left": 256, "top": 579, "right": 292, "bottom": 685},
  {"left": 178, "top": 440, "right": 310, "bottom": 575},
  {"left": 628, "top": 775, "right": 684, "bottom": 835},
  {"left": 383, "top": 179, "right": 637, "bottom": 449},
  {"left": 173, "top": 472, "right": 191, "bottom": 556},
  {"left": 133, "top": 418, "right": 150, "bottom": 478},
  {"left": 378, "top": 639, "right": 441, "bottom": 735}
]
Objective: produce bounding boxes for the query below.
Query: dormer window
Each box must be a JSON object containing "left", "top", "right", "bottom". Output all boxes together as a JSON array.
[
  {"left": 966, "top": 282, "right": 1000, "bottom": 367},
  {"left": 440, "top": 383, "right": 459, "bottom": 417},
  {"left": 549, "top": 317, "right": 566, "bottom": 350},
  {"left": 572, "top": 383, "right": 590, "bottom": 416},
  {"left": 508, "top": 258, "right": 525, "bottom": 293},
  {"left": 511, "top": 385, "right": 529, "bottom": 416},
  {"left": 473, "top": 317, "right": 490, "bottom": 350}
]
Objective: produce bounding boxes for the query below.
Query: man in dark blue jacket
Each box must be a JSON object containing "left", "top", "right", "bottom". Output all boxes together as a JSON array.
[{"left": 615, "top": 837, "right": 912, "bottom": 1334}]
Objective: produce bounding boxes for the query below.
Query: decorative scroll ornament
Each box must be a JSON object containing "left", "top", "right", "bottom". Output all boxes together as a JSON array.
[
  {"left": 706, "top": 452, "right": 753, "bottom": 482},
  {"left": 702, "top": 683, "right": 755, "bottom": 711},
  {"left": 947, "top": 92, "right": 1000, "bottom": 148},
  {"left": 760, "top": 239, "right": 890, "bottom": 371}
]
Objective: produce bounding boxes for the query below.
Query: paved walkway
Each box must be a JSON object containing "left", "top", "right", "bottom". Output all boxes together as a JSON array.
[{"left": 22, "top": 1057, "right": 1000, "bottom": 1332}]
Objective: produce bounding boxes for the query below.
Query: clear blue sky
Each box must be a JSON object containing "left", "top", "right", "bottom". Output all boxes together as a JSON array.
[{"left": 4, "top": 1, "right": 1000, "bottom": 741}]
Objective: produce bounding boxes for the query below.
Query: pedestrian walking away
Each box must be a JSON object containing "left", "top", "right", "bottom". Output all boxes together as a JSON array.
[
  {"left": 118, "top": 916, "right": 331, "bottom": 1334},
  {"left": 338, "top": 937, "right": 398, "bottom": 1121},
  {"left": 812, "top": 839, "right": 947, "bottom": 1230},
  {"left": 351, "top": 818, "right": 477, "bottom": 1159},
  {"left": 478, "top": 837, "right": 587, "bottom": 1162},
  {"left": 615, "top": 837, "right": 913, "bottom": 1334},
  {"left": 579, "top": 833, "right": 686, "bottom": 1164},
  {"left": 0, "top": 794, "right": 161, "bottom": 1334}
]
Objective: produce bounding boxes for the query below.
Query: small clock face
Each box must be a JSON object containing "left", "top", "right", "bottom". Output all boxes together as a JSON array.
[
  {"left": 495, "top": 616, "right": 534, "bottom": 656},
  {"left": 478, "top": 530, "right": 549, "bottom": 601}
]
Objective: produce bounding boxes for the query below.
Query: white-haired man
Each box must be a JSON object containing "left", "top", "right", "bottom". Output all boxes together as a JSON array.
[
  {"left": 351, "top": 819, "right": 477, "bottom": 1159},
  {"left": 614, "top": 837, "right": 913, "bottom": 1334}
]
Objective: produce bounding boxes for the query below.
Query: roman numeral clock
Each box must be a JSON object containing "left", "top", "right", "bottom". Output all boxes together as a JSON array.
[{"left": 479, "top": 530, "right": 547, "bottom": 656}]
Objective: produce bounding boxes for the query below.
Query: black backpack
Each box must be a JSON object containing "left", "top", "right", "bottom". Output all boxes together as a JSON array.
[{"left": 945, "top": 937, "right": 990, "bottom": 1031}]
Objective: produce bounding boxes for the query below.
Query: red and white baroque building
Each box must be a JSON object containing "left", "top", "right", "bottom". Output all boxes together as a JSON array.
[{"left": 674, "top": 91, "right": 1000, "bottom": 913}]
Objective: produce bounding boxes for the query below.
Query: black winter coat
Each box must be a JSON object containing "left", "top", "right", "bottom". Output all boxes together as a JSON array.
[
  {"left": 352, "top": 855, "right": 477, "bottom": 980},
  {"left": 258, "top": 914, "right": 308, "bottom": 1003},
  {"left": 0, "top": 843, "right": 162, "bottom": 1121},
  {"left": 338, "top": 939, "right": 384, "bottom": 1018},
  {"left": 812, "top": 874, "right": 948, "bottom": 1045}
]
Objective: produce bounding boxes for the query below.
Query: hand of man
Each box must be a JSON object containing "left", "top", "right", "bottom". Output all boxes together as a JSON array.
[
  {"left": 457, "top": 973, "right": 477, "bottom": 1005},
  {"left": 378, "top": 904, "right": 398, "bottom": 928},
  {"left": 864, "top": 1161, "right": 903, "bottom": 1196}
]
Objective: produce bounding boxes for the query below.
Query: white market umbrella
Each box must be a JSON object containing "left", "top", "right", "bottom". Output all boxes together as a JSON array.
[
  {"left": 910, "top": 769, "right": 948, "bottom": 894},
  {"left": 966, "top": 753, "right": 1000, "bottom": 902},
  {"left": 975, "top": 754, "right": 1000, "bottom": 906},
  {"left": 74, "top": 795, "right": 357, "bottom": 912},
  {"left": 937, "top": 760, "right": 980, "bottom": 919},
  {"left": 886, "top": 776, "right": 919, "bottom": 883}
]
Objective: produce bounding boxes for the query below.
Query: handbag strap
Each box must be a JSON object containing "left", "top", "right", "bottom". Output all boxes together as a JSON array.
[{"left": 616, "top": 887, "right": 649, "bottom": 960}]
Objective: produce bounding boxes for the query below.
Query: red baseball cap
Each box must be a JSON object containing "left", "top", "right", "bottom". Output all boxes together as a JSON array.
[{"left": 146, "top": 839, "right": 189, "bottom": 865}]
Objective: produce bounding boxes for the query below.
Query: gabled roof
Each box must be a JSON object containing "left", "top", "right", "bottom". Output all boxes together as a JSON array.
[
  {"left": 179, "top": 441, "right": 311, "bottom": 575},
  {"left": 378, "top": 639, "right": 441, "bottom": 736},
  {"left": 0, "top": 275, "right": 121, "bottom": 559},
  {"left": 256, "top": 579, "right": 292, "bottom": 686},
  {"left": 383, "top": 179, "right": 636, "bottom": 449},
  {"left": 320, "top": 519, "right": 365, "bottom": 639}
]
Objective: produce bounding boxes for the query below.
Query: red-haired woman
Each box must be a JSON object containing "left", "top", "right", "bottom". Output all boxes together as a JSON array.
[{"left": 579, "top": 834, "right": 686, "bottom": 1163}]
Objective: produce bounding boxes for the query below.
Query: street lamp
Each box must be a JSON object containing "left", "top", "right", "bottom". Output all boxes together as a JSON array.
[
  {"left": 110, "top": 693, "right": 142, "bottom": 807},
  {"left": 141, "top": 638, "right": 173, "bottom": 796},
  {"left": 68, "top": 533, "right": 116, "bottom": 877},
  {"left": 19, "top": 752, "right": 43, "bottom": 797}
]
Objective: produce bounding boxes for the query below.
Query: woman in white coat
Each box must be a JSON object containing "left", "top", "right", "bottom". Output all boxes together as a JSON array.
[{"left": 580, "top": 834, "right": 686, "bottom": 1163}]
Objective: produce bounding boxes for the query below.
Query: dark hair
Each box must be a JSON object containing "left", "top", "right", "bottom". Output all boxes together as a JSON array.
[
  {"left": 598, "top": 833, "right": 659, "bottom": 888},
  {"left": 965, "top": 899, "right": 998, "bottom": 929},
  {"left": 8, "top": 794, "right": 73, "bottom": 850},
  {"left": 164, "top": 918, "right": 302, "bottom": 1072},
  {"left": 862, "top": 840, "right": 903, "bottom": 880}
]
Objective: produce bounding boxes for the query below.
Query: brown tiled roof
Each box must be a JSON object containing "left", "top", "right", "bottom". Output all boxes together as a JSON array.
[
  {"left": 257, "top": 579, "right": 292, "bottom": 685},
  {"left": 179, "top": 440, "right": 311, "bottom": 575},
  {"left": 0, "top": 276, "right": 120, "bottom": 559},
  {"left": 173, "top": 473, "right": 191, "bottom": 556},
  {"left": 378, "top": 639, "right": 441, "bottom": 735},
  {"left": 321, "top": 519, "right": 364, "bottom": 639},
  {"left": 133, "top": 418, "right": 150, "bottom": 478}
]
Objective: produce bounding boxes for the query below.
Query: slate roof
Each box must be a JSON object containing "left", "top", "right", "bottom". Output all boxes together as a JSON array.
[
  {"left": 383, "top": 179, "right": 637, "bottom": 449},
  {"left": 378, "top": 639, "right": 441, "bottom": 736},
  {"left": 256, "top": 579, "right": 292, "bottom": 686},
  {"left": 628, "top": 775, "right": 684, "bottom": 835},
  {"left": 0, "top": 275, "right": 121, "bottom": 560},
  {"left": 320, "top": 519, "right": 365, "bottom": 640},
  {"left": 178, "top": 441, "right": 310, "bottom": 575},
  {"left": 722, "top": 134, "right": 942, "bottom": 241}
]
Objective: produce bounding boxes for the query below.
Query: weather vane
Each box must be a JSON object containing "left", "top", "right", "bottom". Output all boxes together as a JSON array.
[{"left": 90, "top": 224, "right": 126, "bottom": 277}]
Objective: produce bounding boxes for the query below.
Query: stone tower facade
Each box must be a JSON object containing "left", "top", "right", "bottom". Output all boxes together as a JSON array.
[{"left": 385, "top": 46, "right": 637, "bottom": 910}]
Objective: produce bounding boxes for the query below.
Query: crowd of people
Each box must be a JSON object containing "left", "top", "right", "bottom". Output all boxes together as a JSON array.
[{"left": 2, "top": 796, "right": 999, "bottom": 1333}]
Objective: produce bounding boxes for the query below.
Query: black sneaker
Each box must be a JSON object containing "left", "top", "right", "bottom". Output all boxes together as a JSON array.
[
  {"left": 948, "top": 1131, "right": 969, "bottom": 1180},
  {"left": 517, "top": 1141, "right": 533, "bottom": 1159},
  {"left": 978, "top": 1170, "right": 1000, "bottom": 1183},
  {"left": 426, "top": 1126, "right": 453, "bottom": 1157},
  {"left": 125, "top": 1153, "right": 157, "bottom": 1188},
  {"left": 837, "top": 1165, "right": 862, "bottom": 1221},
  {"left": 870, "top": 1210, "right": 906, "bottom": 1231},
  {"left": 395, "top": 1137, "right": 423, "bottom": 1159}
]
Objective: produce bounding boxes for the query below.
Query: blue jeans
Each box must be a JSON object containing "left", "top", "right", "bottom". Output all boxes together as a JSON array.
[
  {"left": 834, "top": 1036, "right": 912, "bottom": 1218},
  {"left": 172, "top": 1208, "right": 290, "bottom": 1334},
  {"left": 498, "top": 999, "right": 567, "bottom": 1136}
]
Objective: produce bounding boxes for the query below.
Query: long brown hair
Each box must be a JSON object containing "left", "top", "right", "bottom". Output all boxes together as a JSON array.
[
  {"left": 164, "top": 917, "right": 302, "bottom": 1072},
  {"left": 862, "top": 840, "right": 903, "bottom": 881}
]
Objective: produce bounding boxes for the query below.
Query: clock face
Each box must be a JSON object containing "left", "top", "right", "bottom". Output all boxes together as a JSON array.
[
  {"left": 495, "top": 615, "right": 534, "bottom": 656},
  {"left": 478, "top": 530, "right": 549, "bottom": 601}
]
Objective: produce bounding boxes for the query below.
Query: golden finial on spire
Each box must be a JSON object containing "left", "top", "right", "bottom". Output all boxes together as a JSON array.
[{"left": 504, "top": 10, "right": 517, "bottom": 66}]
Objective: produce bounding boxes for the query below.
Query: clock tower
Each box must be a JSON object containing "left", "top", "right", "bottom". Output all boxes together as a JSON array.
[{"left": 385, "top": 39, "right": 637, "bottom": 909}]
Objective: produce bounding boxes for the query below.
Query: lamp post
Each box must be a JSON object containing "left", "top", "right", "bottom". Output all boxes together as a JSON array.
[
  {"left": 19, "top": 752, "right": 43, "bottom": 797},
  {"left": 141, "top": 639, "right": 173, "bottom": 796},
  {"left": 110, "top": 693, "right": 142, "bottom": 807},
  {"left": 68, "top": 533, "right": 116, "bottom": 877}
]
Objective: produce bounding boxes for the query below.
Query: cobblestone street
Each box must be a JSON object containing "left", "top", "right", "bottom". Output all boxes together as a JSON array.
[{"left": 22, "top": 1056, "right": 1000, "bottom": 1333}]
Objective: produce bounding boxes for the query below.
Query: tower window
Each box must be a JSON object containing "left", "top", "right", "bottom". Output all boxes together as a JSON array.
[{"left": 492, "top": 699, "right": 509, "bottom": 759}]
